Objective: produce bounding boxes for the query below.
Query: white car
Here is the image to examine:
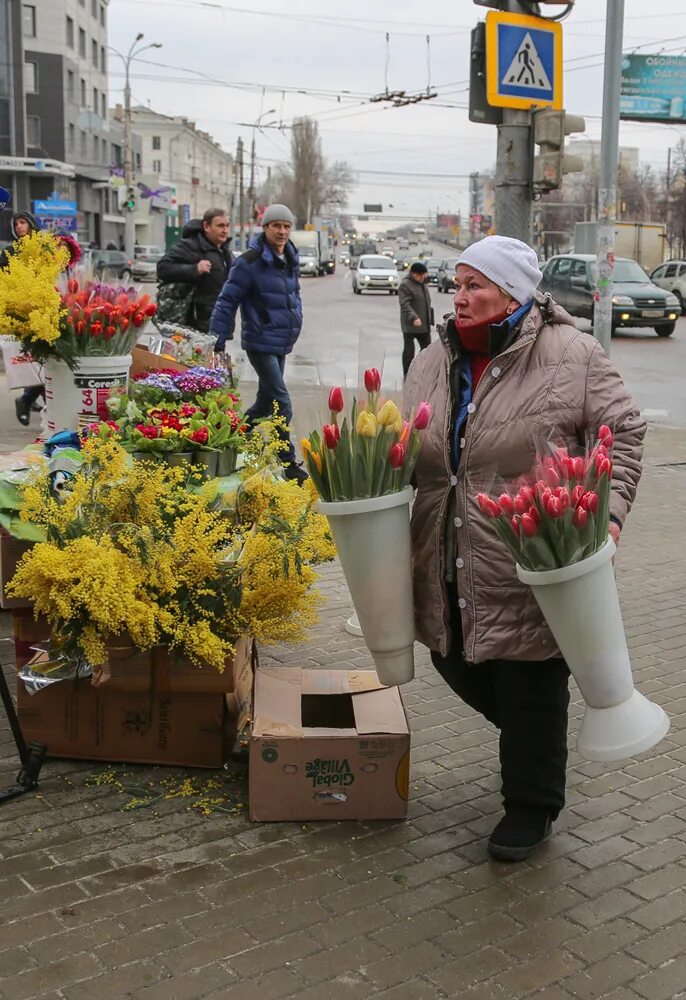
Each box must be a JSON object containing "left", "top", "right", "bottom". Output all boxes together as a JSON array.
[{"left": 352, "top": 254, "right": 400, "bottom": 295}]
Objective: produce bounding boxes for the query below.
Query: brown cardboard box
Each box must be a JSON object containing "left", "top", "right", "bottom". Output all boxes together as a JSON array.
[
  {"left": 249, "top": 667, "right": 411, "bottom": 822},
  {"left": 95, "top": 634, "right": 251, "bottom": 693},
  {"left": 130, "top": 344, "right": 190, "bottom": 378},
  {"left": 15, "top": 635, "right": 254, "bottom": 768},
  {"left": 0, "top": 534, "right": 34, "bottom": 610},
  {"left": 16, "top": 666, "right": 229, "bottom": 767},
  {"left": 12, "top": 609, "right": 50, "bottom": 667}
]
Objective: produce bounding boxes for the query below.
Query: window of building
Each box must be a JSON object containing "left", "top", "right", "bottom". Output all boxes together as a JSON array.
[
  {"left": 66, "top": 15, "right": 74, "bottom": 47},
  {"left": 101, "top": 46, "right": 106, "bottom": 72},
  {"left": 67, "top": 69, "right": 75, "bottom": 99},
  {"left": 80, "top": 78, "right": 86, "bottom": 107},
  {"left": 112, "top": 143, "right": 122, "bottom": 167},
  {"left": 22, "top": 4, "right": 36, "bottom": 36},
  {"left": 91, "top": 0, "right": 97, "bottom": 16},
  {"left": 152, "top": 159, "right": 162, "bottom": 174},
  {"left": 152, "top": 135, "right": 161, "bottom": 150},
  {"left": 24, "top": 61, "right": 37, "bottom": 94},
  {"left": 79, "top": 0, "right": 85, "bottom": 7},
  {"left": 67, "top": 123, "right": 75, "bottom": 155},
  {"left": 91, "top": 38, "right": 98, "bottom": 67},
  {"left": 80, "top": 130, "right": 87, "bottom": 157},
  {"left": 78, "top": 27, "right": 86, "bottom": 57},
  {"left": 26, "top": 116, "right": 40, "bottom": 147},
  {"left": 101, "top": 92, "right": 106, "bottom": 118},
  {"left": 135, "top": 152, "right": 141, "bottom": 170}
]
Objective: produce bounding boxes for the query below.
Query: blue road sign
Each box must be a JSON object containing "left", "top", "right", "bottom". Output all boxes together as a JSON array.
[{"left": 486, "top": 11, "right": 563, "bottom": 111}]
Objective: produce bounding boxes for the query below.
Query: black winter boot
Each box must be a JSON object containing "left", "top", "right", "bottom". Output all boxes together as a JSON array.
[{"left": 487, "top": 805, "right": 553, "bottom": 862}]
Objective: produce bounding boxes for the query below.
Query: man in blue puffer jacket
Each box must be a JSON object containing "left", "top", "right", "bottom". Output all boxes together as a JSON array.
[{"left": 210, "top": 204, "right": 306, "bottom": 482}]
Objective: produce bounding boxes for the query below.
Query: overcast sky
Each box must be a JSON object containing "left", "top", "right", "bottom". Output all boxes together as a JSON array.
[{"left": 108, "top": 1, "right": 686, "bottom": 224}]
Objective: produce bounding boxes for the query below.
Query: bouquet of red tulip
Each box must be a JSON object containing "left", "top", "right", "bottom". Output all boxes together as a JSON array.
[
  {"left": 476, "top": 424, "right": 615, "bottom": 572},
  {"left": 301, "top": 367, "right": 431, "bottom": 502}
]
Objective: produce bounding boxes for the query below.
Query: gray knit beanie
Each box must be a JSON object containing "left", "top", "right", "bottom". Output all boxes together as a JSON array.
[
  {"left": 458, "top": 235, "right": 542, "bottom": 304},
  {"left": 261, "top": 204, "right": 294, "bottom": 227}
]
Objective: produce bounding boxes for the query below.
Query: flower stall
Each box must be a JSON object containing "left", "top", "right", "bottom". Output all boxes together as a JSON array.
[
  {"left": 475, "top": 427, "right": 669, "bottom": 762},
  {"left": 302, "top": 368, "right": 431, "bottom": 687}
]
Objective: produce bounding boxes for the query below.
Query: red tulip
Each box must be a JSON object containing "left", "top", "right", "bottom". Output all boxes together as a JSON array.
[
  {"left": 581, "top": 491, "right": 599, "bottom": 513},
  {"left": 572, "top": 456, "right": 585, "bottom": 479},
  {"left": 389, "top": 442, "right": 406, "bottom": 469},
  {"left": 598, "top": 424, "right": 613, "bottom": 448},
  {"left": 519, "top": 485, "right": 535, "bottom": 506},
  {"left": 544, "top": 496, "right": 563, "bottom": 518},
  {"left": 413, "top": 401, "right": 432, "bottom": 430},
  {"left": 511, "top": 516, "right": 520, "bottom": 536},
  {"left": 364, "top": 368, "right": 381, "bottom": 393},
  {"left": 543, "top": 465, "right": 561, "bottom": 488},
  {"left": 596, "top": 455, "right": 612, "bottom": 477},
  {"left": 323, "top": 423, "right": 340, "bottom": 449},
  {"left": 328, "top": 386, "right": 344, "bottom": 413},
  {"left": 572, "top": 484, "right": 585, "bottom": 506},
  {"left": 514, "top": 492, "right": 529, "bottom": 515},
  {"left": 557, "top": 487, "right": 570, "bottom": 510},
  {"left": 498, "top": 493, "right": 515, "bottom": 516},
  {"left": 572, "top": 506, "right": 588, "bottom": 529},
  {"left": 67, "top": 278, "right": 79, "bottom": 294},
  {"left": 477, "top": 493, "right": 501, "bottom": 518},
  {"left": 521, "top": 513, "right": 538, "bottom": 536},
  {"left": 528, "top": 504, "right": 540, "bottom": 526}
]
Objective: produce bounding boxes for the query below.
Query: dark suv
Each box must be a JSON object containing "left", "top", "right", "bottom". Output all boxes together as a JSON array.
[
  {"left": 539, "top": 253, "right": 681, "bottom": 337},
  {"left": 86, "top": 249, "right": 133, "bottom": 281},
  {"left": 437, "top": 257, "right": 460, "bottom": 293}
]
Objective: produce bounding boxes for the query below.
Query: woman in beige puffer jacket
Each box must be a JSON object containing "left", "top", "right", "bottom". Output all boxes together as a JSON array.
[{"left": 404, "top": 235, "right": 646, "bottom": 863}]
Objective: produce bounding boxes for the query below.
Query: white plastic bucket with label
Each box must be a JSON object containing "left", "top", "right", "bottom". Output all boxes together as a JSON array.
[{"left": 45, "top": 354, "right": 132, "bottom": 433}]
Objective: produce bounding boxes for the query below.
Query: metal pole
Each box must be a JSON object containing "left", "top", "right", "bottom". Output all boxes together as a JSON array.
[
  {"left": 123, "top": 57, "right": 135, "bottom": 260},
  {"left": 494, "top": 0, "right": 533, "bottom": 243},
  {"left": 238, "top": 137, "right": 245, "bottom": 252},
  {"left": 249, "top": 130, "right": 256, "bottom": 242},
  {"left": 593, "top": 0, "right": 625, "bottom": 353}
]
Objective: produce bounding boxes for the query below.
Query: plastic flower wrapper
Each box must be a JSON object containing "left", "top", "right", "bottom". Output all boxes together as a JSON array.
[
  {"left": 301, "top": 365, "right": 432, "bottom": 501},
  {"left": 474, "top": 424, "right": 615, "bottom": 572}
]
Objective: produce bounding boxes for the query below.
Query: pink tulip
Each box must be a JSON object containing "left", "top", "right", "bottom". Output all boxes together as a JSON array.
[
  {"left": 598, "top": 424, "right": 613, "bottom": 448},
  {"left": 572, "top": 506, "right": 588, "bottom": 529},
  {"left": 572, "top": 484, "right": 585, "bottom": 506},
  {"left": 477, "top": 493, "right": 501, "bottom": 518},
  {"left": 580, "top": 491, "right": 599, "bottom": 514},
  {"left": 572, "top": 456, "right": 585, "bottom": 480},
  {"left": 498, "top": 493, "right": 515, "bottom": 516},
  {"left": 413, "top": 401, "right": 432, "bottom": 431}
]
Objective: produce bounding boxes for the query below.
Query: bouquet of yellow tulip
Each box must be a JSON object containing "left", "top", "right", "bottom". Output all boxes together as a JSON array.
[{"left": 301, "top": 368, "right": 431, "bottom": 502}]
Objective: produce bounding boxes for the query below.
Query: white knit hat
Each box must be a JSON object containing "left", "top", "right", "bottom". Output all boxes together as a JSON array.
[
  {"left": 458, "top": 235, "right": 542, "bottom": 304},
  {"left": 261, "top": 203, "right": 294, "bottom": 227}
]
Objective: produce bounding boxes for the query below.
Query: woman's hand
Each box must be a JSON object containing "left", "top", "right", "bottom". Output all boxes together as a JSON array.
[{"left": 609, "top": 522, "right": 621, "bottom": 548}]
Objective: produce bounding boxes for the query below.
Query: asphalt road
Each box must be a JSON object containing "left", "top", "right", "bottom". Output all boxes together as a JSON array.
[{"left": 285, "top": 244, "right": 686, "bottom": 429}]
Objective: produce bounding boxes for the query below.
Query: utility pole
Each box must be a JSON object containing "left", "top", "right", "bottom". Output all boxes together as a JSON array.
[
  {"left": 237, "top": 137, "right": 245, "bottom": 252},
  {"left": 593, "top": 0, "right": 625, "bottom": 353},
  {"left": 494, "top": 0, "right": 533, "bottom": 242}
]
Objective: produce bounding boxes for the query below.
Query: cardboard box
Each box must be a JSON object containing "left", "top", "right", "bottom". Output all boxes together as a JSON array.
[
  {"left": 130, "top": 344, "right": 190, "bottom": 378},
  {"left": 15, "top": 632, "right": 254, "bottom": 768},
  {"left": 249, "top": 667, "right": 410, "bottom": 822},
  {"left": 16, "top": 669, "right": 229, "bottom": 767},
  {"left": 0, "top": 534, "right": 34, "bottom": 610},
  {"left": 12, "top": 608, "right": 50, "bottom": 667}
]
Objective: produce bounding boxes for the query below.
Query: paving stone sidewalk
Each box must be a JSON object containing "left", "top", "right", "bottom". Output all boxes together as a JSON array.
[{"left": 1, "top": 423, "right": 686, "bottom": 1000}]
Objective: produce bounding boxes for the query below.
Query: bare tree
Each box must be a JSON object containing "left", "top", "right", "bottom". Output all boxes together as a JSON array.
[{"left": 270, "top": 117, "right": 354, "bottom": 226}]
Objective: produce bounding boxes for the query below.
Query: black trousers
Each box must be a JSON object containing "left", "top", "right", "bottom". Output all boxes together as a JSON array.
[
  {"left": 431, "top": 592, "right": 570, "bottom": 818},
  {"left": 402, "top": 332, "right": 431, "bottom": 378}
]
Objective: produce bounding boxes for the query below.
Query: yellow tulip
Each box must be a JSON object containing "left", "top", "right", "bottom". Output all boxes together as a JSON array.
[
  {"left": 311, "top": 451, "right": 323, "bottom": 473},
  {"left": 301, "top": 438, "right": 313, "bottom": 457},
  {"left": 356, "top": 411, "right": 377, "bottom": 438},
  {"left": 392, "top": 413, "right": 403, "bottom": 435},
  {"left": 377, "top": 400, "right": 400, "bottom": 427}
]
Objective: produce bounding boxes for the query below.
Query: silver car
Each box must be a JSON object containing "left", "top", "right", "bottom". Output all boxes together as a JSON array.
[
  {"left": 352, "top": 254, "right": 400, "bottom": 295},
  {"left": 132, "top": 250, "right": 164, "bottom": 282}
]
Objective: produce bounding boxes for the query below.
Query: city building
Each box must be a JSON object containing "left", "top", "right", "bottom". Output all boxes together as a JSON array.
[
  {"left": 1, "top": 0, "right": 138, "bottom": 246},
  {"left": 113, "top": 104, "right": 233, "bottom": 243}
]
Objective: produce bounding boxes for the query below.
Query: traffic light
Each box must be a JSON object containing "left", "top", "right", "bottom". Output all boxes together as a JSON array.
[
  {"left": 124, "top": 186, "right": 136, "bottom": 213},
  {"left": 532, "top": 109, "right": 585, "bottom": 191}
]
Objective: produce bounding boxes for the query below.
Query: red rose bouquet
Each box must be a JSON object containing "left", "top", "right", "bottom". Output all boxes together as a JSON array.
[{"left": 476, "top": 425, "right": 615, "bottom": 572}]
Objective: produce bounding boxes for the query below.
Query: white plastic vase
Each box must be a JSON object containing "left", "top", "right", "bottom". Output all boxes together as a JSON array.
[
  {"left": 45, "top": 355, "right": 132, "bottom": 433},
  {"left": 317, "top": 486, "right": 415, "bottom": 686},
  {"left": 517, "top": 539, "right": 670, "bottom": 762}
]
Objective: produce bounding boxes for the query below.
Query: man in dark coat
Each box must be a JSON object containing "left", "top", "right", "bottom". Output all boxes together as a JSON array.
[
  {"left": 156, "top": 207, "right": 232, "bottom": 332},
  {"left": 399, "top": 261, "right": 433, "bottom": 378},
  {"left": 210, "top": 203, "right": 306, "bottom": 482}
]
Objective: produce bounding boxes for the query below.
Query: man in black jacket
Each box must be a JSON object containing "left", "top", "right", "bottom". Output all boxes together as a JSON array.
[
  {"left": 399, "top": 261, "right": 433, "bottom": 378},
  {"left": 156, "top": 207, "right": 232, "bottom": 332}
]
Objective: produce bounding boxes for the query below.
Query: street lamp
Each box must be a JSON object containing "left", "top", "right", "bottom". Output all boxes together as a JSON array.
[
  {"left": 108, "top": 34, "right": 162, "bottom": 258},
  {"left": 247, "top": 109, "right": 277, "bottom": 244}
]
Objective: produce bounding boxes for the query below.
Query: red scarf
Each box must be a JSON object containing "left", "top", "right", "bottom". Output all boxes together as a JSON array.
[{"left": 456, "top": 309, "right": 510, "bottom": 389}]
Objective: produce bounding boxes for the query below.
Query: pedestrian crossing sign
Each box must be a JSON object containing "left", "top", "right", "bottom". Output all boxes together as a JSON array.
[{"left": 485, "top": 10, "right": 563, "bottom": 111}]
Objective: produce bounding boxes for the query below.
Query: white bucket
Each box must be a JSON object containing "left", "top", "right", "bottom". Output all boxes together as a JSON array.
[
  {"left": 45, "top": 354, "right": 132, "bottom": 433},
  {"left": 317, "top": 487, "right": 415, "bottom": 687},
  {"left": 517, "top": 539, "right": 670, "bottom": 761}
]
